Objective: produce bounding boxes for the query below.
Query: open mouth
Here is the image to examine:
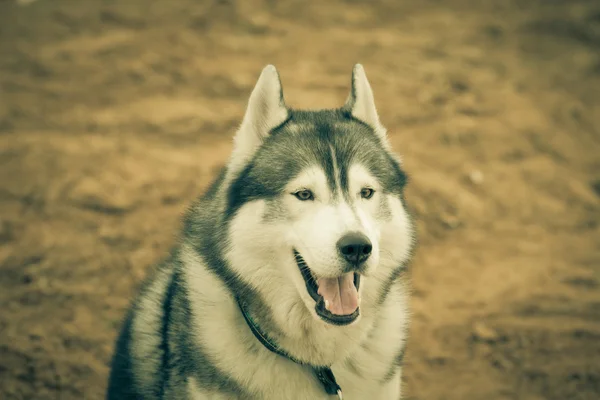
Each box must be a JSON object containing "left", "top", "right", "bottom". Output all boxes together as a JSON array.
[{"left": 294, "top": 250, "right": 361, "bottom": 326}]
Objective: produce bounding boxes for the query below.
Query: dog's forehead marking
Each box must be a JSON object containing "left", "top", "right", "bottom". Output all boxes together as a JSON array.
[
  {"left": 262, "top": 112, "right": 406, "bottom": 205},
  {"left": 329, "top": 144, "right": 343, "bottom": 202},
  {"left": 278, "top": 117, "right": 358, "bottom": 199}
]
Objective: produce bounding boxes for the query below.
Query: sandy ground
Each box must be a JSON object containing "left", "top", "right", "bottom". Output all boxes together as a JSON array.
[{"left": 0, "top": 0, "right": 599, "bottom": 399}]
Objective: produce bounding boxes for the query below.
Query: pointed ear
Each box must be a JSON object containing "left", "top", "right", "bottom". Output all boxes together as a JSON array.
[
  {"left": 229, "top": 65, "right": 288, "bottom": 173},
  {"left": 343, "top": 64, "right": 387, "bottom": 140}
]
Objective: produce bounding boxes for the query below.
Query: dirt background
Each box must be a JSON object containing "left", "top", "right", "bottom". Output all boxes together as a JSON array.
[{"left": 0, "top": 0, "right": 599, "bottom": 399}]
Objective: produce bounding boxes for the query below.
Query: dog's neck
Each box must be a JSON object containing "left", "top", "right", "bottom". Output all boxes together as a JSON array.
[{"left": 236, "top": 300, "right": 344, "bottom": 398}]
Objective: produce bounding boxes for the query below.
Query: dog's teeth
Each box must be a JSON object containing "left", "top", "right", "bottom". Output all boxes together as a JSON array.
[{"left": 325, "top": 300, "right": 330, "bottom": 311}]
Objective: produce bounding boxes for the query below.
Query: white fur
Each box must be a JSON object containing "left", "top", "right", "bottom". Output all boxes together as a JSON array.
[
  {"left": 183, "top": 237, "right": 409, "bottom": 400},
  {"left": 188, "top": 377, "right": 232, "bottom": 400},
  {"left": 345, "top": 64, "right": 389, "bottom": 145},
  {"left": 187, "top": 158, "right": 413, "bottom": 397},
  {"left": 228, "top": 65, "right": 288, "bottom": 179},
  {"left": 181, "top": 65, "right": 413, "bottom": 399}
]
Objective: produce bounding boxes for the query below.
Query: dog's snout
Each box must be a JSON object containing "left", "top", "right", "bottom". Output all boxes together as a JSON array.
[{"left": 337, "top": 232, "right": 372, "bottom": 265}]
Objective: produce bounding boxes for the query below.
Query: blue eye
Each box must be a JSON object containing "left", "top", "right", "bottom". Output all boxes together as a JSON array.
[{"left": 293, "top": 190, "right": 314, "bottom": 201}]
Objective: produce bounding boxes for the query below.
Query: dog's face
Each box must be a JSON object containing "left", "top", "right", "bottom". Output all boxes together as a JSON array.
[{"left": 225, "top": 65, "right": 413, "bottom": 328}]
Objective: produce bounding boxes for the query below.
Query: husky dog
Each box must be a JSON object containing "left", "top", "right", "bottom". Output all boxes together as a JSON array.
[{"left": 107, "top": 64, "right": 415, "bottom": 400}]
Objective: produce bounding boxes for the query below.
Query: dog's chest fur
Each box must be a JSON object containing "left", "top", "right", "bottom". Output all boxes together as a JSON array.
[{"left": 182, "top": 248, "right": 407, "bottom": 400}]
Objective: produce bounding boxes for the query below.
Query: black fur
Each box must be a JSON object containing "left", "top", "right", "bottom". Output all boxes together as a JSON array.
[
  {"left": 106, "top": 311, "right": 141, "bottom": 399},
  {"left": 107, "top": 69, "right": 413, "bottom": 397}
]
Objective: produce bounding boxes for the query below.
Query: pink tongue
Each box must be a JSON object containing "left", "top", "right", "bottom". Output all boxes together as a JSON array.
[{"left": 317, "top": 273, "right": 359, "bottom": 316}]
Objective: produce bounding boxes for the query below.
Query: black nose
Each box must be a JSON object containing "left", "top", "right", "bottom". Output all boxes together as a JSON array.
[{"left": 337, "top": 232, "right": 372, "bottom": 265}]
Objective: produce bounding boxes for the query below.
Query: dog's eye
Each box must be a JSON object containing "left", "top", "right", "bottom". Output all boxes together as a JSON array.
[
  {"left": 293, "top": 189, "right": 314, "bottom": 201},
  {"left": 360, "top": 188, "right": 375, "bottom": 199}
]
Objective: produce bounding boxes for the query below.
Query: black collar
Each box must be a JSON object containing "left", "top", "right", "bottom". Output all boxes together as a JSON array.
[{"left": 237, "top": 301, "right": 343, "bottom": 399}]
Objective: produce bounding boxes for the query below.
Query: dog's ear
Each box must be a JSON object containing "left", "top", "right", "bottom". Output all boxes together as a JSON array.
[
  {"left": 229, "top": 65, "right": 288, "bottom": 173},
  {"left": 343, "top": 64, "right": 387, "bottom": 141}
]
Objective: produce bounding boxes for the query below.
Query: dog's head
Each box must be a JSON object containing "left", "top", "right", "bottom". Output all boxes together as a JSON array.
[{"left": 224, "top": 65, "right": 414, "bottom": 328}]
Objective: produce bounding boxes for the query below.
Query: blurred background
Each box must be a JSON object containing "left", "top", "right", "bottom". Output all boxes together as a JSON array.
[{"left": 0, "top": 0, "right": 599, "bottom": 399}]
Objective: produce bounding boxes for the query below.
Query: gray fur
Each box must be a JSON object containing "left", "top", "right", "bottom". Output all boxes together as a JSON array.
[{"left": 107, "top": 64, "right": 415, "bottom": 399}]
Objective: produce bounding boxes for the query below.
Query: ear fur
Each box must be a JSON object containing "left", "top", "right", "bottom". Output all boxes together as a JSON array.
[
  {"left": 343, "top": 64, "right": 387, "bottom": 141},
  {"left": 229, "top": 65, "right": 288, "bottom": 174}
]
